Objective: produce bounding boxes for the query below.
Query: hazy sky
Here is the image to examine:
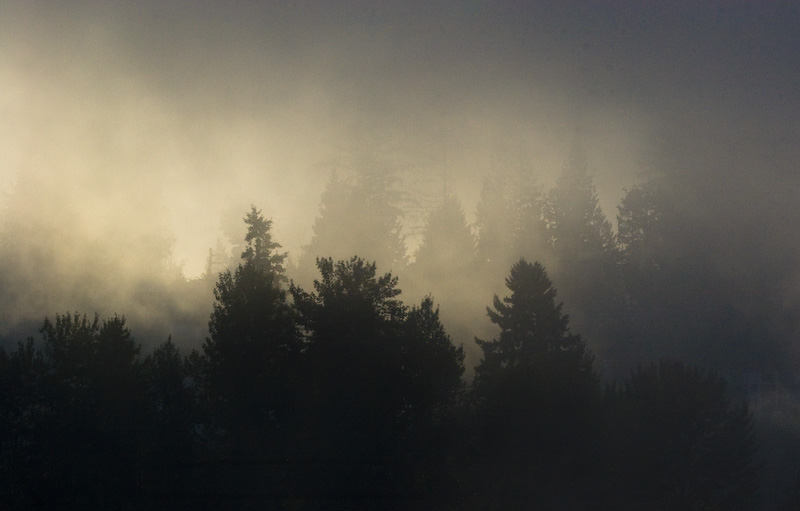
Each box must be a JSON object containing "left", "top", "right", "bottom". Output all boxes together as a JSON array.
[{"left": 2, "top": 1, "right": 799, "bottom": 277}]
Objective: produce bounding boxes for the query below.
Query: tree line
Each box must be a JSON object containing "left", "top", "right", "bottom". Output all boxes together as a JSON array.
[
  {"left": 1, "top": 206, "right": 761, "bottom": 509},
  {"left": 2, "top": 150, "right": 795, "bottom": 386},
  {"left": 295, "top": 152, "right": 796, "bottom": 385}
]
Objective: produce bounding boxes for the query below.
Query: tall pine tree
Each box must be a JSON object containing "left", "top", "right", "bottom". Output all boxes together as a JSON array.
[
  {"left": 469, "top": 260, "right": 599, "bottom": 508},
  {"left": 475, "top": 260, "right": 594, "bottom": 387},
  {"left": 198, "top": 206, "right": 300, "bottom": 457}
]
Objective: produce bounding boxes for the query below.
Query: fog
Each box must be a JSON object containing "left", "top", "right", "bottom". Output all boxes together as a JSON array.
[
  {"left": 2, "top": 1, "right": 799, "bottom": 368},
  {"left": 5, "top": 2, "right": 800, "bottom": 507},
  {"left": 1, "top": 1, "right": 650, "bottom": 267}
]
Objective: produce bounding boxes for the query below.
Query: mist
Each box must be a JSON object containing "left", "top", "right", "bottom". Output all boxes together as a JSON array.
[
  {"left": 0, "top": 0, "right": 797, "bottom": 358},
  {"left": 1, "top": 0, "right": 654, "bottom": 269},
  {"left": 1, "top": 1, "right": 795, "bottom": 345},
  {"left": 3, "top": 1, "right": 800, "bottom": 507}
]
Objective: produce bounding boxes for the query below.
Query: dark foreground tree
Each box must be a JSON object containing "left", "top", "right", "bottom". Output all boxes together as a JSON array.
[
  {"left": 475, "top": 260, "right": 594, "bottom": 379},
  {"left": 0, "top": 338, "right": 47, "bottom": 509},
  {"left": 190, "top": 206, "right": 302, "bottom": 503},
  {"left": 290, "top": 256, "right": 464, "bottom": 506},
  {"left": 0, "top": 313, "right": 149, "bottom": 509},
  {"left": 604, "top": 360, "right": 759, "bottom": 510},
  {"left": 141, "top": 337, "right": 197, "bottom": 503},
  {"left": 468, "top": 260, "right": 600, "bottom": 508}
]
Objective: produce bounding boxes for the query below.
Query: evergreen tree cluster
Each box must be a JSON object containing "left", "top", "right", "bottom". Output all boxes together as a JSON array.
[
  {"left": 0, "top": 207, "right": 762, "bottom": 509},
  {"left": 298, "top": 151, "right": 773, "bottom": 383}
]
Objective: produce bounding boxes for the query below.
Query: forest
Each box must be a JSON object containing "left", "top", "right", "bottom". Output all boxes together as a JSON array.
[
  {"left": 2, "top": 158, "right": 798, "bottom": 509},
  {"left": 3, "top": 2, "right": 800, "bottom": 509}
]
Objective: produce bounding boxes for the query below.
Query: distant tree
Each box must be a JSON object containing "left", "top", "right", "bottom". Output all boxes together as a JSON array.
[
  {"left": 300, "top": 169, "right": 407, "bottom": 284},
  {"left": 412, "top": 195, "right": 476, "bottom": 285},
  {"left": 615, "top": 179, "right": 778, "bottom": 375},
  {"left": 509, "top": 162, "right": 549, "bottom": 265},
  {"left": 356, "top": 170, "right": 408, "bottom": 271},
  {"left": 407, "top": 195, "right": 482, "bottom": 369},
  {"left": 614, "top": 179, "right": 679, "bottom": 367},
  {"left": 290, "top": 256, "right": 464, "bottom": 504},
  {"left": 604, "top": 360, "right": 759, "bottom": 510},
  {"left": 469, "top": 259, "right": 599, "bottom": 508},
  {"left": 474, "top": 173, "right": 513, "bottom": 270},
  {"left": 474, "top": 164, "right": 548, "bottom": 281},
  {"left": 544, "top": 152, "right": 617, "bottom": 259},
  {"left": 543, "top": 150, "right": 624, "bottom": 368},
  {"left": 617, "top": 179, "right": 668, "bottom": 273}
]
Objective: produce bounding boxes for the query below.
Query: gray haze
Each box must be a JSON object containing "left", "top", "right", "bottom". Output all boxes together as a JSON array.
[{"left": 2, "top": 1, "right": 799, "bottom": 360}]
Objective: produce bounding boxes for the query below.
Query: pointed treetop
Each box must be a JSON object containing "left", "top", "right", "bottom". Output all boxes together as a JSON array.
[
  {"left": 476, "top": 259, "right": 592, "bottom": 377},
  {"left": 241, "top": 205, "right": 287, "bottom": 280}
]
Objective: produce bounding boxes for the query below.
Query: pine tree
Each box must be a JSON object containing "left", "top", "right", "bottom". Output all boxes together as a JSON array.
[
  {"left": 474, "top": 164, "right": 548, "bottom": 280},
  {"left": 470, "top": 260, "right": 599, "bottom": 508},
  {"left": 604, "top": 360, "right": 758, "bottom": 509},
  {"left": 617, "top": 180, "right": 667, "bottom": 272},
  {"left": 413, "top": 196, "right": 475, "bottom": 277},
  {"left": 142, "top": 337, "right": 195, "bottom": 500},
  {"left": 407, "top": 195, "right": 482, "bottom": 368},
  {"left": 474, "top": 173, "right": 512, "bottom": 269},
  {"left": 300, "top": 168, "right": 407, "bottom": 283},
  {"left": 35, "top": 313, "right": 148, "bottom": 508},
  {"left": 410, "top": 195, "right": 476, "bottom": 298},
  {"left": 241, "top": 205, "right": 287, "bottom": 278},
  {"left": 475, "top": 259, "right": 594, "bottom": 386},
  {"left": 543, "top": 150, "right": 624, "bottom": 368},
  {"left": 200, "top": 206, "right": 299, "bottom": 455},
  {"left": 290, "top": 256, "right": 464, "bottom": 502},
  {"left": 544, "top": 150, "right": 616, "bottom": 259}
]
